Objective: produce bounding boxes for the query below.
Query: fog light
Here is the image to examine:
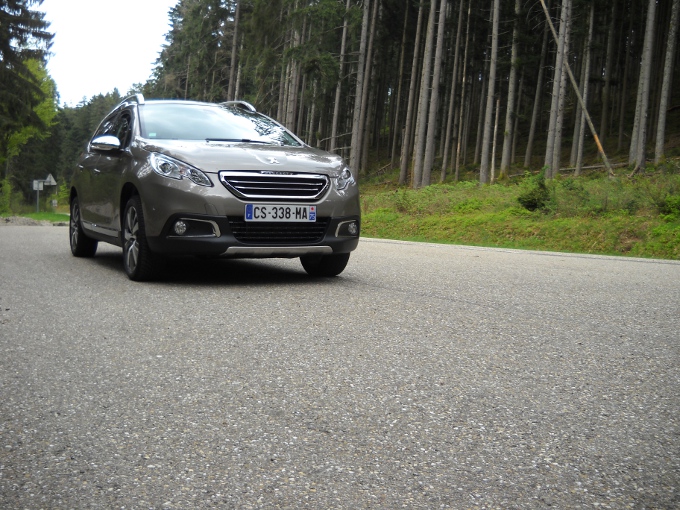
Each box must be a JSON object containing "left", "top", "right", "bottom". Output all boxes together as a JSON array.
[
  {"left": 174, "top": 220, "right": 187, "bottom": 235},
  {"left": 335, "top": 220, "right": 359, "bottom": 238}
]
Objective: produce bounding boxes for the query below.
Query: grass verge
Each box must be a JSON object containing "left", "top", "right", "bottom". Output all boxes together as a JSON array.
[{"left": 360, "top": 169, "right": 680, "bottom": 260}]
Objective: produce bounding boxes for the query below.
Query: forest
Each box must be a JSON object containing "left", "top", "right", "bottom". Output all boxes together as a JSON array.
[{"left": 1, "top": 0, "right": 679, "bottom": 220}]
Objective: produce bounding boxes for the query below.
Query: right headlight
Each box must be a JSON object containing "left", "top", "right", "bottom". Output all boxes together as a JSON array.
[
  {"left": 150, "top": 153, "right": 212, "bottom": 187},
  {"left": 335, "top": 165, "right": 355, "bottom": 191}
]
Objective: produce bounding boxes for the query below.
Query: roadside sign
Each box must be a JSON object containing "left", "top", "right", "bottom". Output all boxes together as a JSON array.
[
  {"left": 44, "top": 173, "right": 57, "bottom": 186},
  {"left": 33, "top": 180, "right": 44, "bottom": 191}
]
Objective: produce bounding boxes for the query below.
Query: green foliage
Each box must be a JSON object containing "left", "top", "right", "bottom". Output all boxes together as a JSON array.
[
  {"left": 0, "top": 1, "right": 54, "bottom": 160},
  {"left": 0, "top": 179, "right": 11, "bottom": 214},
  {"left": 4, "top": 60, "right": 58, "bottom": 160},
  {"left": 646, "top": 223, "right": 680, "bottom": 259},
  {"left": 659, "top": 195, "right": 680, "bottom": 219},
  {"left": 360, "top": 171, "right": 680, "bottom": 260},
  {"left": 57, "top": 181, "right": 69, "bottom": 205},
  {"left": 517, "top": 168, "right": 551, "bottom": 211},
  {"left": 6, "top": 90, "right": 122, "bottom": 205}
]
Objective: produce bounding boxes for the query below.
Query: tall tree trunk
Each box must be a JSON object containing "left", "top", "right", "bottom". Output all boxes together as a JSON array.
[
  {"left": 330, "top": 0, "right": 351, "bottom": 153},
  {"left": 227, "top": 0, "right": 241, "bottom": 100},
  {"left": 474, "top": 54, "right": 488, "bottom": 165},
  {"left": 570, "top": 36, "right": 586, "bottom": 168},
  {"left": 542, "top": 0, "right": 612, "bottom": 176},
  {"left": 234, "top": 42, "right": 243, "bottom": 99},
  {"left": 575, "top": 1, "right": 594, "bottom": 176},
  {"left": 455, "top": 2, "right": 472, "bottom": 180},
  {"left": 390, "top": 4, "right": 410, "bottom": 168},
  {"left": 655, "top": 0, "right": 679, "bottom": 163},
  {"left": 630, "top": 0, "right": 657, "bottom": 174},
  {"left": 618, "top": 7, "right": 635, "bottom": 154},
  {"left": 544, "top": 0, "right": 570, "bottom": 178},
  {"left": 441, "top": 0, "right": 465, "bottom": 181},
  {"left": 184, "top": 55, "right": 191, "bottom": 100},
  {"left": 511, "top": 71, "right": 524, "bottom": 165},
  {"left": 599, "top": 0, "right": 617, "bottom": 143},
  {"left": 358, "top": 0, "right": 379, "bottom": 175},
  {"left": 479, "top": 0, "right": 500, "bottom": 184},
  {"left": 350, "top": 0, "right": 371, "bottom": 174},
  {"left": 491, "top": 95, "right": 500, "bottom": 183},
  {"left": 296, "top": 74, "right": 307, "bottom": 136},
  {"left": 551, "top": 0, "right": 571, "bottom": 175},
  {"left": 524, "top": 12, "right": 549, "bottom": 168},
  {"left": 276, "top": 59, "right": 287, "bottom": 121},
  {"left": 421, "top": 0, "right": 448, "bottom": 187},
  {"left": 462, "top": 72, "right": 474, "bottom": 164},
  {"left": 649, "top": 0, "right": 668, "bottom": 145},
  {"left": 399, "top": 2, "right": 425, "bottom": 185},
  {"left": 499, "top": 0, "right": 520, "bottom": 179},
  {"left": 307, "top": 80, "right": 317, "bottom": 145},
  {"left": 411, "top": 1, "right": 437, "bottom": 188}
]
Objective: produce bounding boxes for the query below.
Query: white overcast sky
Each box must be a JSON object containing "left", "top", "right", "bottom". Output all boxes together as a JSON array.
[{"left": 41, "top": 0, "right": 178, "bottom": 106}]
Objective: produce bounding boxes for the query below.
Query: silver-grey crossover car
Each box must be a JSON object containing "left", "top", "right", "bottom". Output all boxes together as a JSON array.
[{"left": 69, "top": 95, "right": 360, "bottom": 280}]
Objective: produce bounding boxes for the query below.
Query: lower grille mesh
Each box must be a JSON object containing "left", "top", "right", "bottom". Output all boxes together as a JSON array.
[{"left": 228, "top": 217, "right": 330, "bottom": 244}]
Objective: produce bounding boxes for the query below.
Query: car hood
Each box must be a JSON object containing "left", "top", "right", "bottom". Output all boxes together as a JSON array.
[{"left": 138, "top": 139, "right": 347, "bottom": 176}]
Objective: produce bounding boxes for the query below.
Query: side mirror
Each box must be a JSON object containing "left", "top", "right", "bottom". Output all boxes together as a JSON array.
[{"left": 90, "top": 135, "right": 121, "bottom": 151}]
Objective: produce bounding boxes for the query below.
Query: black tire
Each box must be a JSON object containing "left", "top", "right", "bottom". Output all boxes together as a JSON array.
[
  {"left": 70, "top": 197, "right": 98, "bottom": 257},
  {"left": 300, "top": 253, "right": 350, "bottom": 277},
  {"left": 122, "top": 195, "right": 160, "bottom": 281}
]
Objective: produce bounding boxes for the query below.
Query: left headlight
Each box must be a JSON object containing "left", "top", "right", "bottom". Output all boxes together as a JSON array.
[
  {"left": 335, "top": 165, "right": 355, "bottom": 191},
  {"left": 150, "top": 153, "right": 212, "bottom": 187}
]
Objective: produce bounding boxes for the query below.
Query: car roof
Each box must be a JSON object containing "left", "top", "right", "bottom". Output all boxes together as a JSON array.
[{"left": 111, "top": 94, "right": 257, "bottom": 115}]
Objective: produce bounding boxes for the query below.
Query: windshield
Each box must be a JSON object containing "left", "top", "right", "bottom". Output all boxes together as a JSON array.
[{"left": 138, "top": 103, "right": 302, "bottom": 147}]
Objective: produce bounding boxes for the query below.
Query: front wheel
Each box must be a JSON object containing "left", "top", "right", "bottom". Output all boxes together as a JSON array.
[
  {"left": 70, "top": 197, "right": 98, "bottom": 257},
  {"left": 123, "top": 195, "right": 160, "bottom": 281},
  {"left": 300, "top": 253, "right": 350, "bottom": 277}
]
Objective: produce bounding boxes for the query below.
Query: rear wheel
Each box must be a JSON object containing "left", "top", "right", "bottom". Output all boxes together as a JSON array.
[
  {"left": 300, "top": 253, "right": 350, "bottom": 277},
  {"left": 123, "top": 195, "right": 159, "bottom": 281},
  {"left": 70, "top": 197, "right": 98, "bottom": 257}
]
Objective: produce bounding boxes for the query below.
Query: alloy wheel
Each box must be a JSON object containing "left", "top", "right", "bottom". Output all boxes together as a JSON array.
[{"left": 124, "top": 205, "right": 140, "bottom": 275}]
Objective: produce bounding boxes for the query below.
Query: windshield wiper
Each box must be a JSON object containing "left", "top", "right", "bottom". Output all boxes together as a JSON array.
[{"left": 205, "top": 138, "right": 273, "bottom": 144}]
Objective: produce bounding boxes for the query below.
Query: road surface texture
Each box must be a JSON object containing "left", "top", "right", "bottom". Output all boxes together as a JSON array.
[{"left": 1, "top": 226, "right": 678, "bottom": 509}]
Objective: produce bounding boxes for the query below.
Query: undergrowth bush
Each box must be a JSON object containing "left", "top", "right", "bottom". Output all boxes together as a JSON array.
[
  {"left": 517, "top": 169, "right": 551, "bottom": 211},
  {"left": 0, "top": 179, "right": 10, "bottom": 214}
]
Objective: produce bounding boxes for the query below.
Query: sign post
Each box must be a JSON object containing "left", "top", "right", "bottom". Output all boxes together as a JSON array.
[
  {"left": 31, "top": 174, "right": 57, "bottom": 213},
  {"left": 32, "top": 180, "right": 44, "bottom": 213}
]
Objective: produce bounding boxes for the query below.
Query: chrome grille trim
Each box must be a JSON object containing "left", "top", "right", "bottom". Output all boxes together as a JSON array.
[
  {"left": 219, "top": 171, "right": 330, "bottom": 201},
  {"left": 222, "top": 246, "right": 332, "bottom": 257}
]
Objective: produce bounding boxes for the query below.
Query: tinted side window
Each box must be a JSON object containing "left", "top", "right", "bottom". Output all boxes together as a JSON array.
[
  {"left": 115, "top": 114, "right": 132, "bottom": 148},
  {"left": 94, "top": 115, "right": 118, "bottom": 138},
  {"left": 93, "top": 112, "right": 132, "bottom": 148}
]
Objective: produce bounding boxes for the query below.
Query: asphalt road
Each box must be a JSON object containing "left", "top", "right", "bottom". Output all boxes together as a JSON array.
[{"left": 1, "top": 226, "right": 678, "bottom": 509}]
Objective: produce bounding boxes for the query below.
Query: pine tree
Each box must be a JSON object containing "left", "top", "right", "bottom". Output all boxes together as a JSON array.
[{"left": 0, "top": 0, "right": 54, "bottom": 165}]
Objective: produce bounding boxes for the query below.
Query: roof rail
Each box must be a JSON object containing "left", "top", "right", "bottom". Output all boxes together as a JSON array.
[
  {"left": 222, "top": 100, "right": 256, "bottom": 113},
  {"left": 118, "top": 93, "right": 145, "bottom": 107}
]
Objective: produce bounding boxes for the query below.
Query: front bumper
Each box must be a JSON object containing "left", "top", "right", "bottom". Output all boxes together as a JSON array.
[{"left": 146, "top": 214, "right": 360, "bottom": 258}]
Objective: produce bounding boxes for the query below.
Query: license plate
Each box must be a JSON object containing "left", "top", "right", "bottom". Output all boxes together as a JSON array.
[{"left": 245, "top": 204, "right": 316, "bottom": 222}]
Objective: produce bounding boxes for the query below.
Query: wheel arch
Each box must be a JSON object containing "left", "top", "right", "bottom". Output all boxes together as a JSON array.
[{"left": 120, "top": 183, "right": 139, "bottom": 230}]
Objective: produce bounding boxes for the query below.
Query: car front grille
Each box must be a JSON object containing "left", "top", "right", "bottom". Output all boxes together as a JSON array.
[
  {"left": 219, "top": 171, "right": 330, "bottom": 201},
  {"left": 228, "top": 217, "right": 330, "bottom": 244}
]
